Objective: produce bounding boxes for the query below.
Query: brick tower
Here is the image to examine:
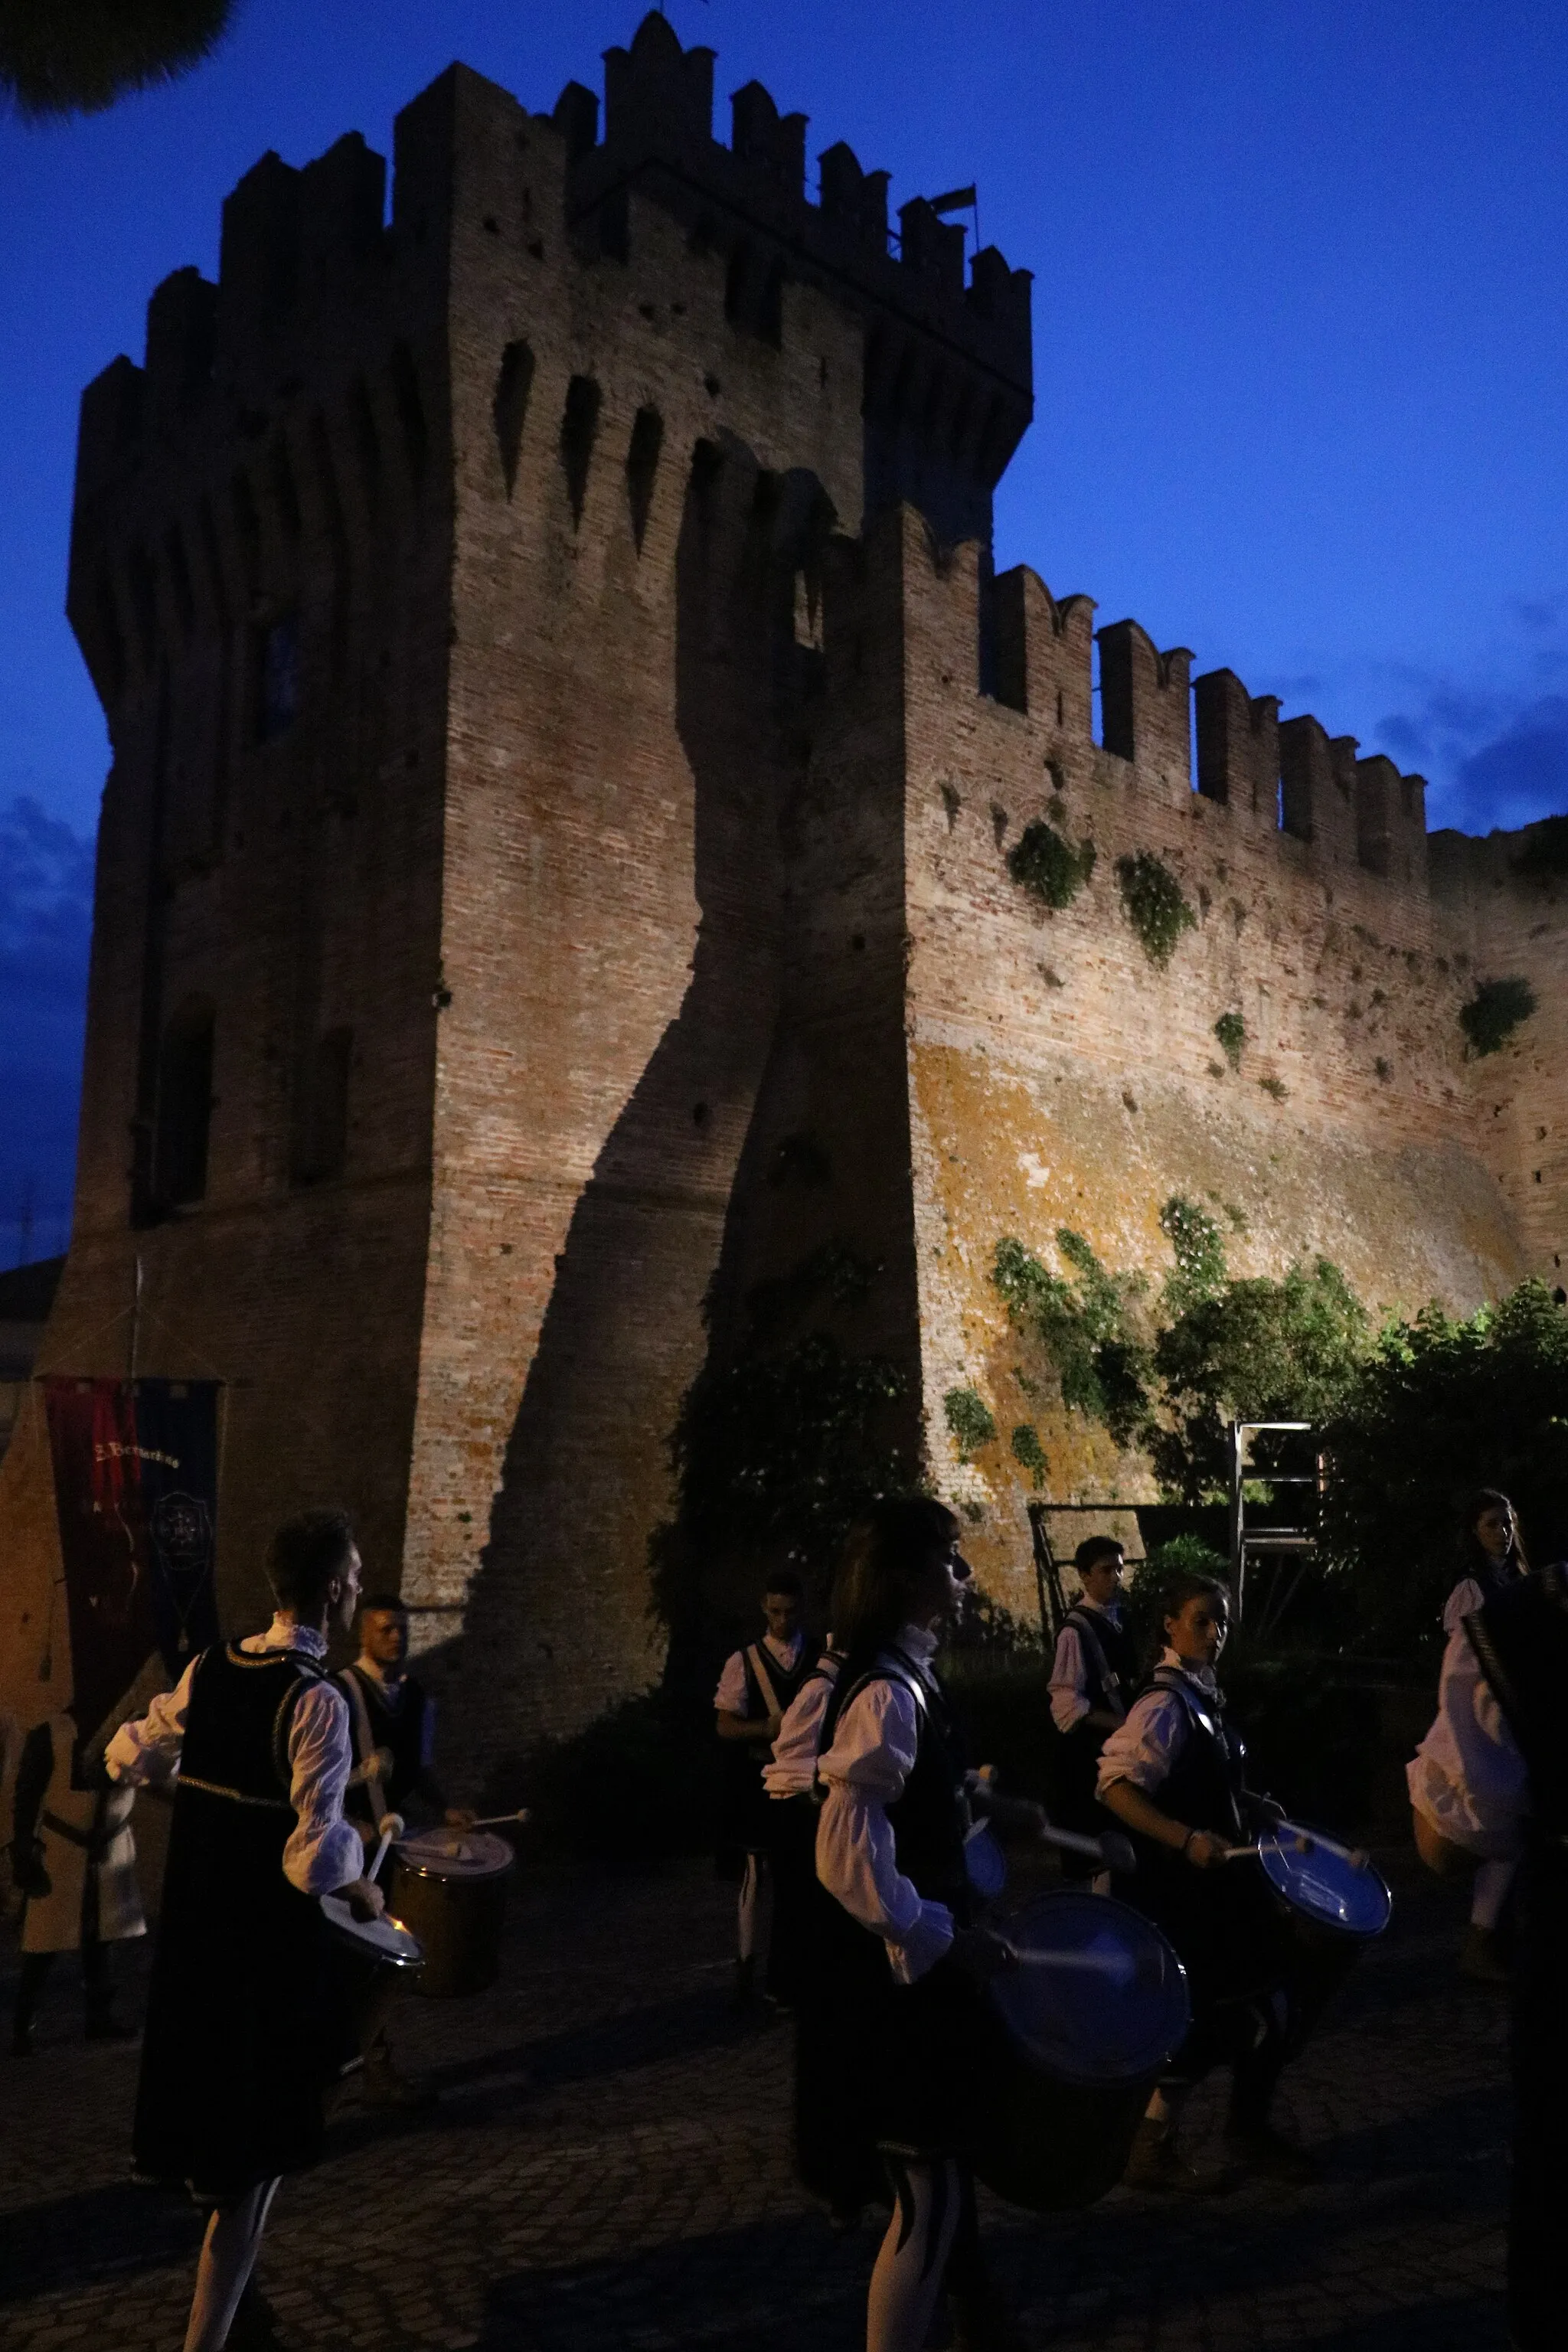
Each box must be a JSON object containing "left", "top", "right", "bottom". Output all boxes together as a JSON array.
[{"left": 3, "top": 17, "right": 1560, "bottom": 1778}]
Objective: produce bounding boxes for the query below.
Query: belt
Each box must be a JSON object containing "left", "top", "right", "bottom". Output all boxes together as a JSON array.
[{"left": 41, "top": 1808, "right": 120, "bottom": 1860}]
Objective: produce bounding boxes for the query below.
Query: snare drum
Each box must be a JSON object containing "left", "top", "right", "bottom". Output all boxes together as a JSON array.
[
  {"left": 387, "top": 1828, "right": 514, "bottom": 1998},
  {"left": 318, "top": 1894, "right": 424, "bottom": 1974},
  {"left": 973, "top": 1890, "right": 1191, "bottom": 2212},
  {"left": 1256, "top": 1821, "right": 1392, "bottom": 1948}
]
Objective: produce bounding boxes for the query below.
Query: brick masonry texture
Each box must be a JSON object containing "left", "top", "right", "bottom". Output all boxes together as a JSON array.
[
  {"left": 0, "top": 1845, "right": 1514, "bottom": 2350},
  {"left": 0, "top": 12, "right": 1563, "bottom": 1762}
]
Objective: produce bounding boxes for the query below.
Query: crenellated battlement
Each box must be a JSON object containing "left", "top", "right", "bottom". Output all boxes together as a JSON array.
[{"left": 28, "top": 15, "right": 1560, "bottom": 1771}]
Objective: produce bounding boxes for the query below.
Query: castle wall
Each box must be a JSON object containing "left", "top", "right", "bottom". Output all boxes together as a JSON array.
[
  {"left": 1429, "top": 821, "right": 1568, "bottom": 1286},
  {"left": 893, "top": 524, "right": 1534, "bottom": 1618},
  {"left": 390, "top": 72, "right": 876, "bottom": 1760},
  {"left": 2, "top": 128, "right": 454, "bottom": 1720}
]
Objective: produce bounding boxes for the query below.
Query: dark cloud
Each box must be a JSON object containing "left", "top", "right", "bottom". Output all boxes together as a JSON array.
[
  {"left": 1447, "top": 696, "right": 1568, "bottom": 835},
  {"left": 0, "top": 794, "right": 93, "bottom": 1262}
]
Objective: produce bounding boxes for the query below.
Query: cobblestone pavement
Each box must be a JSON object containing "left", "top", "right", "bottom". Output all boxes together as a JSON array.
[{"left": 1, "top": 1842, "right": 1511, "bottom": 2351}]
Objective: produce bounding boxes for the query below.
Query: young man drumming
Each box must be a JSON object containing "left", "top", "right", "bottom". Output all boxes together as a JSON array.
[
  {"left": 106, "top": 1509, "right": 384, "bottom": 2351},
  {"left": 338, "top": 1590, "right": 475, "bottom": 2105}
]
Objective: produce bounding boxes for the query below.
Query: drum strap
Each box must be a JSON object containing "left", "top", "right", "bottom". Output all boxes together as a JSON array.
[
  {"left": 745, "top": 1643, "right": 787, "bottom": 1719},
  {"left": 341, "top": 1668, "right": 390, "bottom": 1833}
]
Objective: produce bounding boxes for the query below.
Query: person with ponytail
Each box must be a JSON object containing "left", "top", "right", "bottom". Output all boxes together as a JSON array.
[
  {"left": 798, "top": 1497, "right": 1029, "bottom": 2352},
  {"left": 1442, "top": 1491, "right": 1527, "bottom": 1984}
]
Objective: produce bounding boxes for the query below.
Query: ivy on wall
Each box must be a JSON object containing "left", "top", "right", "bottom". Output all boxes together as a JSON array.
[
  {"left": 1459, "top": 975, "right": 1537, "bottom": 1058},
  {"left": 944, "top": 1386, "right": 997, "bottom": 1459},
  {"left": 991, "top": 1230, "right": 1151, "bottom": 1446},
  {"left": 1213, "top": 1010, "right": 1246, "bottom": 1070},
  {"left": 1006, "top": 820, "right": 1096, "bottom": 911},
  {"left": 1116, "top": 851, "right": 1197, "bottom": 967},
  {"left": 1010, "top": 1423, "right": 1049, "bottom": 1488}
]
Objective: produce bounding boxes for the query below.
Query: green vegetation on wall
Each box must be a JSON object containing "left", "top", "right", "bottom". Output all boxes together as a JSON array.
[
  {"left": 1010, "top": 1423, "right": 1049, "bottom": 1488},
  {"left": 1006, "top": 820, "right": 1097, "bottom": 911},
  {"left": 992, "top": 1230, "right": 1151, "bottom": 1446},
  {"left": 1116, "top": 850, "right": 1197, "bottom": 968},
  {"left": 1459, "top": 975, "right": 1537, "bottom": 1058},
  {"left": 945, "top": 1386, "right": 997, "bottom": 1459},
  {"left": 1213, "top": 1010, "right": 1246, "bottom": 1069}
]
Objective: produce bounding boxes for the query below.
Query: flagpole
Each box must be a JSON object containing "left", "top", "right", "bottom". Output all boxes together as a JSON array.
[{"left": 130, "top": 1253, "right": 143, "bottom": 1381}]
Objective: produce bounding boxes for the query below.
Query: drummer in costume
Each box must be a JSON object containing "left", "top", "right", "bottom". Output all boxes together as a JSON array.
[
  {"left": 1047, "top": 1537, "right": 1137, "bottom": 1877},
  {"left": 715, "top": 1570, "right": 808, "bottom": 2004},
  {"left": 8, "top": 1709, "right": 143, "bottom": 2053},
  {"left": 1409, "top": 1553, "right": 1568, "bottom": 2351},
  {"left": 1439, "top": 1490, "right": 1527, "bottom": 1985},
  {"left": 338, "top": 1591, "right": 475, "bottom": 2104},
  {"left": 1098, "top": 1570, "right": 1344, "bottom": 2189},
  {"left": 106, "top": 1510, "right": 386, "bottom": 2352},
  {"left": 805, "top": 1498, "right": 1023, "bottom": 2352},
  {"left": 763, "top": 1635, "right": 845, "bottom": 2015}
]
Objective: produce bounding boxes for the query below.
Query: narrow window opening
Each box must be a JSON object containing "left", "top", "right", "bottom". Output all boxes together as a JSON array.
[
  {"left": 270, "top": 433, "right": 302, "bottom": 540},
  {"left": 291, "top": 1027, "right": 352, "bottom": 1185},
  {"left": 626, "top": 406, "right": 663, "bottom": 551},
  {"left": 256, "top": 611, "right": 300, "bottom": 742},
  {"left": 560, "top": 374, "right": 601, "bottom": 528},
  {"left": 1056, "top": 688, "right": 1064, "bottom": 728},
  {"left": 154, "top": 999, "right": 215, "bottom": 1209},
  {"left": 390, "top": 341, "right": 428, "bottom": 482},
  {"left": 351, "top": 378, "right": 381, "bottom": 509},
  {"left": 493, "top": 340, "right": 535, "bottom": 499},
  {"left": 165, "top": 527, "right": 195, "bottom": 638}
]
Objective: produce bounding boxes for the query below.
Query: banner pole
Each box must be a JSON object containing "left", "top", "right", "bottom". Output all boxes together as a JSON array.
[{"left": 129, "top": 1254, "right": 143, "bottom": 1381}]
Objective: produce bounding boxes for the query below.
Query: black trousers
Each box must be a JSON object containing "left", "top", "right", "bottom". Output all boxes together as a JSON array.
[{"left": 1508, "top": 1847, "right": 1568, "bottom": 2350}]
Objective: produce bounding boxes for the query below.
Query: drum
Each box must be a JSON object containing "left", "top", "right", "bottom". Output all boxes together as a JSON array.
[
  {"left": 972, "top": 1890, "right": 1191, "bottom": 2212},
  {"left": 386, "top": 1828, "right": 515, "bottom": 1998},
  {"left": 318, "top": 1894, "right": 424, "bottom": 1974},
  {"left": 1255, "top": 1821, "right": 1393, "bottom": 1947}
]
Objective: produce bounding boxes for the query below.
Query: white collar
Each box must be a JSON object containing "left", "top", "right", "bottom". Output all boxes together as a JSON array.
[
  {"left": 894, "top": 1622, "right": 940, "bottom": 1665},
  {"left": 1160, "top": 1645, "right": 1220, "bottom": 1697},
  {"left": 260, "top": 1614, "right": 327, "bottom": 1660},
  {"left": 354, "top": 1653, "right": 405, "bottom": 1689},
  {"left": 760, "top": 1630, "right": 804, "bottom": 1666}
]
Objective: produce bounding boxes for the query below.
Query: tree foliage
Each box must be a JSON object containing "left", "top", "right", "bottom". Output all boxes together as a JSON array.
[
  {"left": 1320, "top": 1281, "right": 1568, "bottom": 1652},
  {"left": 992, "top": 1230, "right": 1151, "bottom": 1446},
  {"left": 0, "top": 0, "right": 235, "bottom": 119},
  {"left": 1150, "top": 1259, "right": 1368, "bottom": 1501}
]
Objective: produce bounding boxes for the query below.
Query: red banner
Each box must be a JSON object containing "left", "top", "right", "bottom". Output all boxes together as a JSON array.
[{"left": 43, "top": 1377, "right": 220, "bottom": 1753}]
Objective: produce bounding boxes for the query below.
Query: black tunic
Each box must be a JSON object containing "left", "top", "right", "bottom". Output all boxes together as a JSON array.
[
  {"left": 1465, "top": 1564, "right": 1568, "bottom": 2352},
  {"left": 798, "top": 1648, "right": 986, "bottom": 2200},
  {"left": 717, "top": 1638, "right": 812, "bottom": 1857},
  {"left": 1123, "top": 1669, "right": 1282, "bottom": 2010},
  {"left": 338, "top": 1664, "right": 434, "bottom": 1828},
  {"left": 1049, "top": 1604, "right": 1141, "bottom": 1836},
  {"left": 133, "top": 1643, "right": 347, "bottom": 2201}
]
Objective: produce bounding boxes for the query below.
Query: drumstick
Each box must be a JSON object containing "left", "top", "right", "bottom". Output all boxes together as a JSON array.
[
  {"left": 1275, "top": 1821, "right": 1371, "bottom": 1869},
  {"left": 1013, "top": 1949, "right": 1138, "bottom": 1986},
  {"left": 1034, "top": 1821, "right": 1133, "bottom": 1872},
  {"left": 464, "top": 1808, "right": 531, "bottom": 1831},
  {"left": 368, "top": 1812, "right": 404, "bottom": 1884}
]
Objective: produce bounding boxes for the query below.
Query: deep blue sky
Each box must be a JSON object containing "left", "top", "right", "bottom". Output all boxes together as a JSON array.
[{"left": 3, "top": 0, "right": 1566, "bottom": 1261}]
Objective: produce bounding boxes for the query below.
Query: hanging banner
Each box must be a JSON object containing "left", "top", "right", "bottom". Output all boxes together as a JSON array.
[{"left": 42, "top": 1377, "right": 221, "bottom": 1754}]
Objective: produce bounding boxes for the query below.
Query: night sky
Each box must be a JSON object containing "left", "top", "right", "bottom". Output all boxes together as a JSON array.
[{"left": 2, "top": 0, "right": 1565, "bottom": 1262}]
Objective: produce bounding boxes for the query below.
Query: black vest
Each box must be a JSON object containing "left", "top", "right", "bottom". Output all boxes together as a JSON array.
[
  {"left": 1144, "top": 1667, "right": 1248, "bottom": 1847},
  {"left": 822, "top": 1647, "right": 970, "bottom": 1913},
  {"left": 1060, "top": 1604, "right": 1140, "bottom": 1725},
  {"left": 1466, "top": 1563, "right": 1568, "bottom": 1841},
  {"left": 737, "top": 1640, "right": 812, "bottom": 1723},
  {"left": 179, "top": 1641, "right": 322, "bottom": 1814},
  {"left": 339, "top": 1665, "right": 432, "bottom": 1818}
]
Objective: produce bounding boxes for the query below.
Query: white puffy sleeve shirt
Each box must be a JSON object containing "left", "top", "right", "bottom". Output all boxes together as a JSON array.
[
  {"left": 1407, "top": 1620, "right": 1529, "bottom": 1861},
  {"left": 1095, "top": 1651, "right": 1218, "bottom": 1800},
  {"left": 763, "top": 1655, "right": 840, "bottom": 1798},
  {"left": 106, "top": 1615, "right": 364, "bottom": 1897},
  {"left": 814, "top": 1633, "right": 955, "bottom": 1986}
]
